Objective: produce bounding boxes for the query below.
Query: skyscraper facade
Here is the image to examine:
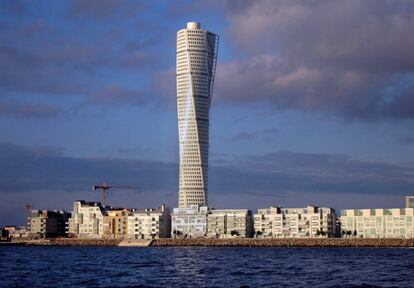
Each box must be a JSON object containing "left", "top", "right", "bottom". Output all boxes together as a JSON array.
[{"left": 176, "top": 22, "right": 219, "bottom": 208}]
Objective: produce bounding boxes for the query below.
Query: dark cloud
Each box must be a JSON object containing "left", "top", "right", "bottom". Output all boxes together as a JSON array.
[
  {"left": 1, "top": 143, "right": 412, "bottom": 197},
  {"left": 0, "top": 143, "right": 176, "bottom": 194},
  {"left": 214, "top": 0, "right": 414, "bottom": 120},
  {"left": 0, "top": 101, "right": 63, "bottom": 119},
  {"left": 1, "top": 142, "right": 412, "bottom": 224},
  {"left": 211, "top": 150, "right": 414, "bottom": 196}
]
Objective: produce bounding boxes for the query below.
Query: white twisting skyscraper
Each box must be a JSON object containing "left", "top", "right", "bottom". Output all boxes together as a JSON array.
[{"left": 176, "top": 22, "right": 219, "bottom": 208}]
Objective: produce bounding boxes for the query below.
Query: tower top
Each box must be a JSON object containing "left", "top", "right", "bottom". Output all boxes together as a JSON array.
[{"left": 187, "top": 22, "right": 201, "bottom": 29}]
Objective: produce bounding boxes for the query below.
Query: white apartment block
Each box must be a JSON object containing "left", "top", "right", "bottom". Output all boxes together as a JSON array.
[
  {"left": 171, "top": 205, "right": 209, "bottom": 238},
  {"left": 254, "top": 206, "right": 337, "bottom": 238},
  {"left": 207, "top": 209, "right": 253, "bottom": 238},
  {"left": 127, "top": 205, "right": 171, "bottom": 240},
  {"left": 340, "top": 208, "right": 414, "bottom": 239},
  {"left": 176, "top": 22, "right": 219, "bottom": 208},
  {"left": 67, "top": 200, "right": 107, "bottom": 239}
]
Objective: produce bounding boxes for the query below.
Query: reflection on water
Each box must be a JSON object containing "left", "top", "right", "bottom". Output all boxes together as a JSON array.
[{"left": 0, "top": 246, "right": 413, "bottom": 287}]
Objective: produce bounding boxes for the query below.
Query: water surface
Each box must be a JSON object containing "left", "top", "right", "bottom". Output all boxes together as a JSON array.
[{"left": 0, "top": 246, "right": 413, "bottom": 287}]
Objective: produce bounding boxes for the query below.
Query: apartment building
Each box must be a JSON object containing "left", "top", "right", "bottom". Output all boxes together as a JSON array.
[
  {"left": 254, "top": 206, "right": 337, "bottom": 238},
  {"left": 127, "top": 205, "right": 171, "bottom": 240},
  {"left": 340, "top": 207, "right": 414, "bottom": 238},
  {"left": 103, "top": 209, "right": 130, "bottom": 239},
  {"left": 29, "top": 209, "right": 70, "bottom": 238},
  {"left": 4, "top": 226, "right": 29, "bottom": 239},
  {"left": 67, "top": 200, "right": 107, "bottom": 239},
  {"left": 207, "top": 209, "right": 253, "bottom": 238},
  {"left": 171, "top": 205, "right": 209, "bottom": 238}
]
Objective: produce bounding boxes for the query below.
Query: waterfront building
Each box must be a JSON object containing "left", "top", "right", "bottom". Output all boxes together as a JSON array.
[
  {"left": 29, "top": 209, "right": 70, "bottom": 238},
  {"left": 176, "top": 21, "right": 219, "bottom": 208},
  {"left": 67, "top": 200, "right": 107, "bottom": 239},
  {"left": 171, "top": 205, "right": 209, "bottom": 238},
  {"left": 207, "top": 209, "right": 253, "bottom": 238},
  {"left": 127, "top": 205, "right": 171, "bottom": 240},
  {"left": 0, "top": 227, "right": 9, "bottom": 241},
  {"left": 254, "top": 206, "right": 337, "bottom": 238},
  {"left": 103, "top": 209, "right": 130, "bottom": 239},
  {"left": 406, "top": 196, "right": 414, "bottom": 208},
  {"left": 4, "top": 226, "right": 29, "bottom": 238},
  {"left": 340, "top": 208, "right": 414, "bottom": 238}
]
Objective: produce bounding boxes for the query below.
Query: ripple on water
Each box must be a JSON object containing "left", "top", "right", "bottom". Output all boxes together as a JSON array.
[{"left": 1, "top": 247, "right": 414, "bottom": 287}]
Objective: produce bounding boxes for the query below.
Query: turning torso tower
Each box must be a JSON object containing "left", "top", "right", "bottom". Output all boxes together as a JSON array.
[{"left": 176, "top": 22, "right": 219, "bottom": 208}]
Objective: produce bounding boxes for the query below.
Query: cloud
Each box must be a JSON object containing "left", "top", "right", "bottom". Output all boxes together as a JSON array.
[
  {"left": 214, "top": 0, "right": 414, "bottom": 120},
  {"left": 1, "top": 142, "right": 412, "bottom": 197},
  {"left": 86, "top": 85, "right": 148, "bottom": 107},
  {"left": 0, "top": 101, "right": 63, "bottom": 119},
  {"left": 232, "top": 128, "right": 279, "bottom": 142},
  {"left": 211, "top": 150, "right": 414, "bottom": 196},
  {"left": 0, "top": 142, "right": 177, "bottom": 194},
  {"left": 0, "top": 3, "right": 165, "bottom": 112},
  {"left": 0, "top": 0, "right": 25, "bottom": 15},
  {"left": 67, "top": 0, "right": 142, "bottom": 20},
  {"left": 1, "top": 142, "right": 412, "bottom": 224}
]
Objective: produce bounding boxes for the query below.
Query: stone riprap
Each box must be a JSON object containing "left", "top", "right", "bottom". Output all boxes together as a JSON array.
[
  {"left": 151, "top": 238, "right": 414, "bottom": 248},
  {"left": 23, "top": 238, "right": 122, "bottom": 246},
  {"left": 7, "top": 238, "right": 414, "bottom": 247}
]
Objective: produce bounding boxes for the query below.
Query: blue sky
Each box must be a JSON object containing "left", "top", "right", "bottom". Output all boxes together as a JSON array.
[{"left": 1, "top": 0, "right": 413, "bottom": 225}]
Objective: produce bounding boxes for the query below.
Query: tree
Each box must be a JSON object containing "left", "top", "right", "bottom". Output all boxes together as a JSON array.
[
  {"left": 341, "top": 230, "right": 346, "bottom": 238},
  {"left": 346, "top": 230, "right": 352, "bottom": 237},
  {"left": 316, "top": 229, "right": 321, "bottom": 237},
  {"left": 230, "top": 230, "right": 240, "bottom": 237},
  {"left": 353, "top": 230, "right": 357, "bottom": 238}
]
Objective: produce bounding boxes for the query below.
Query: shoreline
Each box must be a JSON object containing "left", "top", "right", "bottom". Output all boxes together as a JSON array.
[{"left": 2, "top": 238, "right": 414, "bottom": 248}]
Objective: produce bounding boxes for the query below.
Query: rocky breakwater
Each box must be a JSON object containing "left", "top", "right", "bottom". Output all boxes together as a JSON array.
[
  {"left": 152, "top": 238, "right": 414, "bottom": 248},
  {"left": 24, "top": 238, "right": 122, "bottom": 246}
]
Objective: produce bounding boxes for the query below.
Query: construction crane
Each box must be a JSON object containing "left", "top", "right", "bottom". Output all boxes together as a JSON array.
[
  {"left": 92, "top": 182, "right": 138, "bottom": 207},
  {"left": 25, "top": 203, "right": 32, "bottom": 230}
]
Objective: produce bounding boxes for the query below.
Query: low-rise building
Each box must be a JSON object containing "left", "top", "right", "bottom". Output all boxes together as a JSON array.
[
  {"left": 127, "top": 204, "right": 171, "bottom": 240},
  {"left": 254, "top": 205, "right": 337, "bottom": 238},
  {"left": 103, "top": 209, "right": 130, "bottom": 239},
  {"left": 340, "top": 208, "right": 414, "bottom": 238},
  {"left": 171, "top": 205, "right": 209, "bottom": 238},
  {"left": 29, "top": 209, "right": 70, "bottom": 238},
  {"left": 0, "top": 227, "right": 9, "bottom": 241},
  {"left": 67, "top": 200, "right": 107, "bottom": 239},
  {"left": 207, "top": 209, "right": 253, "bottom": 238},
  {"left": 5, "top": 226, "right": 29, "bottom": 239}
]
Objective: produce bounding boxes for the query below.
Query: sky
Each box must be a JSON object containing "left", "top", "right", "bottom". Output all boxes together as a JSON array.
[{"left": 0, "top": 0, "right": 413, "bottom": 226}]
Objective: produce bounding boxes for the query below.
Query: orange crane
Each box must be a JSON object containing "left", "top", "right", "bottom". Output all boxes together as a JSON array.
[{"left": 92, "top": 182, "right": 138, "bottom": 207}]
